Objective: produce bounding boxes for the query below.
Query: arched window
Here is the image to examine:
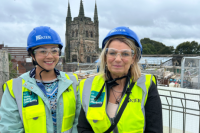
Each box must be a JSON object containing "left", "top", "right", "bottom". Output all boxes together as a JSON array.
[
  {"left": 87, "top": 56, "right": 90, "bottom": 63},
  {"left": 76, "top": 30, "right": 78, "bottom": 37},
  {"left": 86, "top": 31, "right": 88, "bottom": 37},
  {"left": 90, "top": 31, "right": 93, "bottom": 38},
  {"left": 92, "top": 56, "right": 98, "bottom": 63},
  {"left": 72, "top": 31, "right": 74, "bottom": 37},
  {"left": 72, "top": 54, "right": 77, "bottom": 62}
]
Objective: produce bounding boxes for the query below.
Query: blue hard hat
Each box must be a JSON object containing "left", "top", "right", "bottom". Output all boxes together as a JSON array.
[
  {"left": 27, "top": 26, "right": 63, "bottom": 51},
  {"left": 102, "top": 26, "right": 142, "bottom": 54}
]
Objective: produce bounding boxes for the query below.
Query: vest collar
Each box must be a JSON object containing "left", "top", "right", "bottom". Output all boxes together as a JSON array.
[
  {"left": 20, "top": 70, "right": 73, "bottom": 110},
  {"left": 136, "top": 75, "right": 147, "bottom": 93},
  {"left": 29, "top": 67, "right": 60, "bottom": 78}
]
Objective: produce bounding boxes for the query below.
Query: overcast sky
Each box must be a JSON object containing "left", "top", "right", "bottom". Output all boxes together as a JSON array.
[{"left": 1, "top": 0, "right": 200, "bottom": 51}]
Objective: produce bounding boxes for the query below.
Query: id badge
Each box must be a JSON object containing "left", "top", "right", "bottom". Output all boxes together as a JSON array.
[
  {"left": 23, "top": 91, "right": 38, "bottom": 107},
  {"left": 89, "top": 91, "right": 105, "bottom": 107}
]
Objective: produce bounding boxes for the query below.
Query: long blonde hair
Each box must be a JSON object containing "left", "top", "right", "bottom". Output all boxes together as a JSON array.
[{"left": 97, "top": 35, "right": 142, "bottom": 82}]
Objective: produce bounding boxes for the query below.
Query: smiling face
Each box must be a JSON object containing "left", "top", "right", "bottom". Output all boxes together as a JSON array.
[
  {"left": 32, "top": 44, "right": 59, "bottom": 71},
  {"left": 106, "top": 40, "right": 134, "bottom": 78}
]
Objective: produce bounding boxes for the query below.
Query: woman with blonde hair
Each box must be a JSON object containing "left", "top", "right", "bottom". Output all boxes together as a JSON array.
[{"left": 77, "top": 26, "right": 162, "bottom": 133}]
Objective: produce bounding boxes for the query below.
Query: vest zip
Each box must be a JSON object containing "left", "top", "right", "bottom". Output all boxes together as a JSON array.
[{"left": 111, "top": 118, "right": 115, "bottom": 125}]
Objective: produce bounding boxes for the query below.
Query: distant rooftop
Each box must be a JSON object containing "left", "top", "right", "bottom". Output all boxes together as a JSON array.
[
  {"left": 139, "top": 57, "right": 173, "bottom": 65},
  {"left": 0, "top": 44, "right": 29, "bottom": 60}
]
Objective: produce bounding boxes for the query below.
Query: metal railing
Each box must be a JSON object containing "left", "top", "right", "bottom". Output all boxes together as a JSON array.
[
  {"left": 181, "top": 57, "right": 200, "bottom": 89},
  {"left": 158, "top": 86, "right": 200, "bottom": 133},
  {"left": 1, "top": 70, "right": 200, "bottom": 133}
]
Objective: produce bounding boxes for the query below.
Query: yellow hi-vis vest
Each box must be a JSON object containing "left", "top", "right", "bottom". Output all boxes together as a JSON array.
[
  {"left": 3, "top": 73, "right": 78, "bottom": 133},
  {"left": 79, "top": 74, "right": 156, "bottom": 133}
]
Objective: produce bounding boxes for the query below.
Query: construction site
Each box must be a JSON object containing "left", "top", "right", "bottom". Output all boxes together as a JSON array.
[
  {"left": 1, "top": 53, "right": 200, "bottom": 133},
  {"left": 71, "top": 56, "right": 200, "bottom": 133}
]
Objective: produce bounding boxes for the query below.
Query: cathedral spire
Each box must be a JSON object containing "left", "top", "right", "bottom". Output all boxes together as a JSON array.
[
  {"left": 67, "top": 1, "right": 71, "bottom": 18},
  {"left": 94, "top": 1, "right": 98, "bottom": 21},
  {"left": 78, "top": 0, "right": 85, "bottom": 17}
]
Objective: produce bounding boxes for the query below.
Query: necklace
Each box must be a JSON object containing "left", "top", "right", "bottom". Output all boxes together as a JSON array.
[
  {"left": 111, "top": 88, "right": 122, "bottom": 104},
  {"left": 112, "top": 88, "right": 123, "bottom": 93}
]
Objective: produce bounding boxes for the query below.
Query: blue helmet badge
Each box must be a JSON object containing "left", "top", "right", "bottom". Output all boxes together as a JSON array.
[
  {"left": 102, "top": 26, "right": 142, "bottom": 55},
  {"left": 27, "top": 26, "right": 63, "bottom": 51}
]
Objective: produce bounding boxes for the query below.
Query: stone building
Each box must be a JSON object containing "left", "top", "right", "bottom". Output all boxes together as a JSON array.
[
  {"left": 0, "top": 49, "right": 9, "bottom": 104},
  {"left": 0, "top": 44, "right": 32, "bottom": 74},
  {"left": 65, "top": 0, "right": 99, "bottom": 63},
  {"left": 0, "top": 44, "right": 28, "bottom": 60}
]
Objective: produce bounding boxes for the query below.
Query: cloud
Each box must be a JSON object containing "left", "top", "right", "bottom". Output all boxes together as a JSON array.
[{"left": 0, "top": 0, "right": 200, "bottom": 50}]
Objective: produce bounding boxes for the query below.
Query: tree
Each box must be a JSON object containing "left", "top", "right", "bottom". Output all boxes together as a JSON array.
[
  {"left": 158, "top": 46, "right": 174, "bottom": 54},
  {"left": 142, "top": 43, "right": 156, "bottom": 54},
  {"left": 141, "top": 38, "right": 173, "bottom": 54},
  {"left": 8, "top": 53, "right": 17, "bottom": 79},
  {"left": 190, "top": 41, "right": 200, "bottom": 54},
  {"left": 175, "top": 41, "right": 200, "bottom": 54},
  {"left": 98, "top": 48, "right": 102, "bottom": 53}
]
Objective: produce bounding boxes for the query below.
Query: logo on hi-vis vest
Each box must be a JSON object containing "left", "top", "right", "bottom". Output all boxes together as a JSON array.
[
  {"left": 129, "top": 98, "right": 141, "bottom": 103},
  {"left": 23, "top": 91, "right": 38, "bottom": 107},
  {"left": 89, "top": 91, "right": 105, "bottom": 107}
]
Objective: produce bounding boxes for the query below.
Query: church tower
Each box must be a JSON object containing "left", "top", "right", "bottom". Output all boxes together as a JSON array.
[{"left": 65, "top": 0, "right": 99, "bottom": 63}]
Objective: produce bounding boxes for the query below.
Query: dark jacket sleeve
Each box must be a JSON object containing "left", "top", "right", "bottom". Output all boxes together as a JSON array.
[
  {"left": 77, "top": 107, "right": 94, "bottom": 133},
  {"left": 144, "top": 80, "right": 163, "bottom": 133},
  {"left": 77, "top": 77, "right": 163, "bottom": 133}
]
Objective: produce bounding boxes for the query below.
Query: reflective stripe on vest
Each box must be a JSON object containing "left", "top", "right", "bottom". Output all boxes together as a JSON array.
[
  {"left": 66, "top": 73, "right": 78, "bottom": 100},
  {"left": 5, "top": 73, "right": 78, "bottom": 133},
  {"left": 61, "top": 74, "right": 77, "bottom": 132},
  {"left": 81, "top": 76, "right": 95, "bottom": 113},
  {"left": 136, "top": 74, "right": 153, "bottom": 131},
  {"left": 12, "top": 77, "right": 24, "bottom": 124},
  {"left": 62, "top": 128, "right": 72, "bottom": 133},
  {"left": 80, "top": 74, "right": 153, "bottom": 133}
]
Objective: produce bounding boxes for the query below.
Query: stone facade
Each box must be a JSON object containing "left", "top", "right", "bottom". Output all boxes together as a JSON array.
[
  {"left": 0, "top": 49, "right": 9, "bottom": 79},
  {"left": 65, "top": 0, "right": 99, "bottom": 63},
  {"left": 0, "top": 49, "right": 9, "bottom": 104}
]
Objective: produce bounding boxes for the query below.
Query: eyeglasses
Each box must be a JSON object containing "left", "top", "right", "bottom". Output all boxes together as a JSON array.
[
  {"left": 105, "top": 48, "right": 134, "bottom": 60},
  {"left": 34, "top": 48, "right": 60, "bottom": 57}
]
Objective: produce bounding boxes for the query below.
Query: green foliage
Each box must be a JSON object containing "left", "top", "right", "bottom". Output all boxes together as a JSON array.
[
  {"left": 175, "top": 41, "right": 200, "bottom": 54},
  {"left": 9, "top": 61, "right": 17, "bottom": 79},
  {"left": 8, "top": 53, "right": 11, "bottom": 61},
  {"left": 141, "top": 38, "right": 200, "bottom": 55},
  {"left": 158, "top": 46, "right": 174, "bottom": 54},
  {"left": 8, "top": 53, "right": 17, "bottom": 79},
  {"left": 141, "top": 38, "right": 174, "bottom": 54},
  {"left": 142, "top": 43, "right": 156, "bottom": 54},
  {"left": 98, "top": 48, "right": 102, "bottom": 53}
]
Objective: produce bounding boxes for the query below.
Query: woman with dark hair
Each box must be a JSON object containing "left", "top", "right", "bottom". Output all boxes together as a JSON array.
[{"left": 0, "top": 26, "right": 81, "bottom": 133}]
